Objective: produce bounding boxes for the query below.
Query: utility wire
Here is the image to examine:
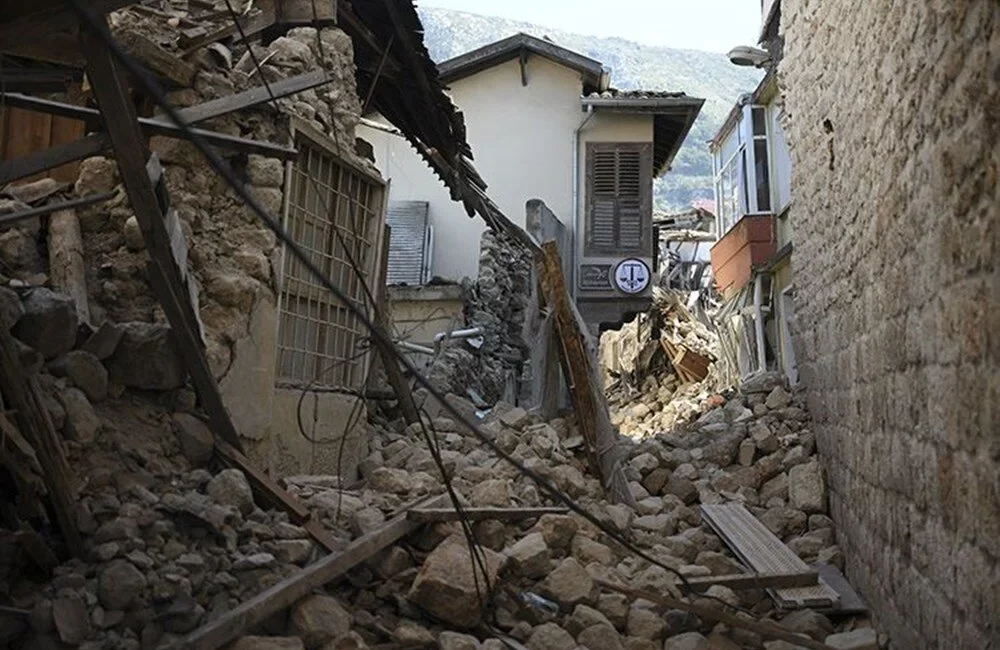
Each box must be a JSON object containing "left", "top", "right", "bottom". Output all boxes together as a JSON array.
[{"left": 66, "top": 0, "right": 747, "bottom": 610}]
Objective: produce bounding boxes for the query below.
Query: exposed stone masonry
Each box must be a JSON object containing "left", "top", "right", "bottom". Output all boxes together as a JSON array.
[{"left": 781, "top": 1, "right": 998, "bottom": 647}]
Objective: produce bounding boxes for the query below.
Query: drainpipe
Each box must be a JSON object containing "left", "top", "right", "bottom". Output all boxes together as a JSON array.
[{"left": 571, "top": 105, "right": 596, "bottom": 299}]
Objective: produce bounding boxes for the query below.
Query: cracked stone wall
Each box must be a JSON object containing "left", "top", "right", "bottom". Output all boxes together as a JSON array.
[
  {"left": 780, "top": 1, "right": 998, "bottom": 647},
  {"left": 75, "top": 24, "right": 373, "bottom": 479}
]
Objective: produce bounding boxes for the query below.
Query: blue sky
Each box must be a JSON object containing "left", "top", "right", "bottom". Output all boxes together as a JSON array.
[{"left": 417, "top": 0, "right": 763, "bottom": 53}]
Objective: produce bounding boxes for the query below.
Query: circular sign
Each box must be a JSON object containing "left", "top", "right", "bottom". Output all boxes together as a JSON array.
[{"left": 614, "top": 259, "right": 651, "bottom": 294}]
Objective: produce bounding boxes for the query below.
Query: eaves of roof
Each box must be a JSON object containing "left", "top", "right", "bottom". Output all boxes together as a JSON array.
[{"left": 437, "top": 32, "right": 609, "bottom": 93}]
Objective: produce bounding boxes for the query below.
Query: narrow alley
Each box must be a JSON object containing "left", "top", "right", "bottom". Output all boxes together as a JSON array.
[{"left": 0, "top": 2, "right": 995, "bottom": 650}]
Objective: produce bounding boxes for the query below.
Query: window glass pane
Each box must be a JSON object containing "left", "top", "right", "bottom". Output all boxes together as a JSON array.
[
  {"left": 752, "top": 107, "right": 767, "bottom": 137},
  {"left": 754, "top": 139, "right": 772, "bottom": 212}
]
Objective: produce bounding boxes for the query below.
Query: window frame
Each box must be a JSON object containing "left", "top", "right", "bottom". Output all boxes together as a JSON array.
[
  {"left": 584, "top": 141, "right": 653, "bottom": 257},
  {"left": 713, "top": 103, "right": 781, "bottom": 237},
  {"left": 275, "top": 118, "right": 387, "bottom": 392}
]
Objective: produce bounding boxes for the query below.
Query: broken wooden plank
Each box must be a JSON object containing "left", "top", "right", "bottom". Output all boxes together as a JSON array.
[
  {"left": 177, "top": 493, "right": 449, "bottom": 650},
  {"left": 373, "top": 224, "right": 420, "bottom": 425},
  {"left": 0, "top": 326, "right": 84, "bottom": 558},
  {"left": 407, "top": 506, "right": 570, "bottom": 524},
  {"left": 701, "top": 503, "right": 840, "bottom": 609},
  {"left": 0, "top": 191, "right": 116, "bottom": 228},
  {"left": 537, "top": 241, "right": 634, "bottom": 507},
  {"left": 156, "top": 69, "right": 331, "bottom": 126},
  {"left": 214, "top": 439, "right": 344, "bottom": 553},
  {"left": 596, "top": 579, "right": 837, "bottom": 650},
  {"left": 116, "top": 29, "right": 196, "bottom": 87},
  {"left": 0, "top": 133, "right": 107, "bottom": 186},
  {"left": 48, "top": 209, "right": 91, "bottom": 324},
  {"left": 2, "top": 94, "right": 298, "bottom": 161},
  {"left": 685, "top": 570, "right": 819, "bottom": 592},
  {"left": 82, "top": 25, "right": 244, "bottom": 453}
]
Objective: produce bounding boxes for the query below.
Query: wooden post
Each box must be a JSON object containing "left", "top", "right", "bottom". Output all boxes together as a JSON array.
[
  {"left": 80, "top": 24, "right": 243, "bottom": 452},
  {"left": 372, "top": 224, "right": 421, "bottom": 425},
  {"left": 0, "top": 326, "right": 84, "bottom": 558},
  {"left": 47, "top": 209, "right": 90, "bottom": 325},
  {"left": 537, "top": 241, "right": 635, "bottom": 507}
]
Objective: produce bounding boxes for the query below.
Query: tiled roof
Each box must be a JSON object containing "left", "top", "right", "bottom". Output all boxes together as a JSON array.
[{"left": 584, "top": 89, "right": 689, "bottom": 100}]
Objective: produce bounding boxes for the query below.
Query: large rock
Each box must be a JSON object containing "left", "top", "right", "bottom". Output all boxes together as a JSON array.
[
  {"left": 625, "top": 605, "right": 664, "bottom": 640},
  {"left": 97, "top": 560, "right": 147, "bottom": 610},
  {"left": 540, "top": 557, "right": 598, "bottom": 608},
  {"left": 788, "top": 460, "right": 827, "bottom": 513},
  {"left": 74, "top": 156, "right": 117, "bottom": 196},
  {"left": 533, "top": 514, "right": 579, "bottom": 549},
  {"left": 50, "top": 351, "right": 108, "bottom": 402},
  {"left": 59, "top": 387, "right": 100, "bottom": 443},
  {"left": 526, "top": 623, "right": 575, "bottom": 650},
  {"left": 172, "top": 413, "right": 215, "bottom": 466},
  {"left": 0, "top": 287, "right": 24, "bottom": 330},
  {"left": 408, "top": 535, "right": 504, "bottom": 628},
  {"left": 438, "top": 631, "right": 481, "bottom": 650},
  {"left": 289, "top": 595, "right": 352, "bottom": 650},
  {"left": 229, "top": 637, "right": 305, "bottom": 650},
  {"left": 765, "top": 386, "right": 793, "bottom": 410},
  {"left": 13, "top": 289, "right": 78, "bottom": 359},
  {"left": 206, "top": 469, "right": 255, "bottom": 515},
  {"left": 107, "top": 322, "right": 186, "bottom": 390}
]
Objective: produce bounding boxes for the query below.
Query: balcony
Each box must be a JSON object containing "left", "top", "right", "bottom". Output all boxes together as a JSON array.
[{"left": 709, "top": 214, "right": 777, "bottom": 296}]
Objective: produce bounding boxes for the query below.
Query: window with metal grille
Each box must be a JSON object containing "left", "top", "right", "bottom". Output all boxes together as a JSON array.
[
  {"left": 585, "top": 142, "right": 652, "bottom": 255},
  {"left": 276, "top": 131, "right": 384, "bottom": 390}
]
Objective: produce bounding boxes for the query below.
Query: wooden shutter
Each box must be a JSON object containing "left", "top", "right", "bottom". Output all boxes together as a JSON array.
[
  {"left": 386, "top": 201, "right": 429, "bottom": 285},
  {"left": 585, "top": 143, "right": 652, "bottom": 255}
]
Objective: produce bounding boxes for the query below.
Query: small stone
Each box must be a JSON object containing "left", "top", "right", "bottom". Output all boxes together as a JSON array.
[
  {"left": 533, "top": 515, "right": 579, "bottom": 549},
  {"left": 247, "top": 155, "right": 285, "bottom": 187},
  {"left": 764, "top": 386, "right": 792, "bottom": 410},
  {"left": 368, "top": 467, "right": 412, "bottom": 494},
  {"left": 60, "top": 387, "right": 100, "bottom": 443},
  {"left": 597, "top": 594, "right": 629, "bottom": 629},
  {"left": 13, "top": 288, "right": 78, "bottom": 359},
  {"left": 642, "top": 468, "right": 670, "bottom": 495},
  {"left": 107, "top": 322, "right": 186, "bottom": 390},
  {"left": 578, "top": 625, "right": 623, "bottom": 650},
  {"left": 633, "top": 514, "right": 674, "bottom": 534},
  {"left": 229, "top": 637, "right": 306, "bottom": 650},
  {"left": 571, "top": 536, "right": 614, "bottom": 565},
  {"left": 124, "top": 216, "right": 145, "bottom": 251},
  {"left": 540, "top": 557, "right": 598, "bottom": 608},
  {"left": 626, "top": 605, "right": 664, "bottom": 641},
  {"left": 788, "top": 460, "right": 827, "bottom": 514},
  {"left": 290, "top": 595, "right": 352, "bottom": 650},
  {"left": 438, "top": 631, "right": 481, "bottom": 650},
  {"left": 499, "top": 407, "right": 529, "bottom": 429},
  {"left": 206, "top": 469, "right": 255, "bottom": 515},
  {"left": 351, "top": 507, "right": 386, "bottom": 536},
  {"left": 824, "top": 628, "right": 877, "bottom": 650},
  {"left": 52, "top": 595, "right": 91, "bottom": 645},
  {"left": 506, "top": 532, "right": 550, "bottom": 578},
  {"left": 273, "top": 539, "right": 314, "bottom": 565},
  {"left": 171, "top": 413, "right": 215, "bottom": 466},
  {"left": 662, "top": 632, "right": 708, "bottom": 650},
  {"left": 74, "top": 157, "right": 117, "bottom": 196},
  {"left": 80, "top": 322, "right": 124, "bottom": 360},
  {"left": 738, "top": 440, "right": 756, "bottom": 466},
  {"left": 779, "top": 610, "right": 834, "bottom": 641},
  {"left": 526, "top": 623, "right": 575, "bottom": 650},
  {"left": 373, "top": 546, "right": 412, "bottom": 579},
  {"left": 566, "top": 605, "right": 614, "bottom": 636},
  {"left": 471, "top": 479, "right": 512, "bottom": 507},
  {"left": 0, "top": 286, "right": 24, "bottom": 330},
  {"left": 232, "top": 553, "right": 276, "bottom": 570},
  {"left": 665, "top": 477, "right": 698, "bottom": 505},
  {"left": 630, "top": 452, "right": 659, "bottom": 474},
  {"left": 98, "top": 560, "right": 147, "bottom": 610}
]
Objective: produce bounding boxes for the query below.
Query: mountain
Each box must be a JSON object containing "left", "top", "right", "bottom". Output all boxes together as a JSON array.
[{"left": 416, "top": 7, "right": 763, "bottom": 212}]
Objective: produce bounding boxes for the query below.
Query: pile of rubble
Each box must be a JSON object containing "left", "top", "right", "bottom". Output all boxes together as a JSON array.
[{"left": 601, "top": 289, "right": 729, "bottom": 438}]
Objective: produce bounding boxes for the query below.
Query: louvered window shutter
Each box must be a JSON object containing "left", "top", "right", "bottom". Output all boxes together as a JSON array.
[
  {"left": 586, "top": 143, "right": 652, "bottom": 255},
  {"left": 386, "top": 201, "right": 429, "bottom": 285}
]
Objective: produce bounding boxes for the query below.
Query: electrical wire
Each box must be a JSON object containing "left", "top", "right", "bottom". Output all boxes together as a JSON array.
[{"left": 65, "top": 1, "right": 747, "bottom": 612}]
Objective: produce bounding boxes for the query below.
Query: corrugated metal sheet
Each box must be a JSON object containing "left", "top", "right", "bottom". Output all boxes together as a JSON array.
[{"left": 386, "top": 201, "right": 429, "bottom": 286}]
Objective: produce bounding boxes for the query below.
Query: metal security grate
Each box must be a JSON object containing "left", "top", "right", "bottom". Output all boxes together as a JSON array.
[{"left": 276, "top": 136, "right": 383, "bottom": 390}]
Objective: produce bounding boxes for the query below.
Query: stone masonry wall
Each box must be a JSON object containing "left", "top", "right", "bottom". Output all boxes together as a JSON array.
[{"left": 780, "top": 2, "right": 998, "bottom": 648}]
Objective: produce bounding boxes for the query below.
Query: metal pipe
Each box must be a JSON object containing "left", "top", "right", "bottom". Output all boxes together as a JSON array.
[
  {"left": 397, "top": 341, "right": 435, "bottom": 356},
  {"left": 0, "top": 191, "right": 116, "bottom": 227},
  {"left": 753, "top": 274, "right": 767, "bottom": 372}
]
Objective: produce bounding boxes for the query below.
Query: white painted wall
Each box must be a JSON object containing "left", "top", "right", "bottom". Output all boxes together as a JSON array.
[{"left": 361, "top": 55, "right": 654, "bottom": 284}]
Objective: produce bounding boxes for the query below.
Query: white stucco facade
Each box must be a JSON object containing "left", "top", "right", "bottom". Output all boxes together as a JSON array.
[{"left": 360, "top": 54, "right": 657, "bottom": 284}]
